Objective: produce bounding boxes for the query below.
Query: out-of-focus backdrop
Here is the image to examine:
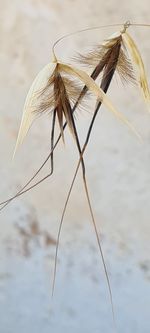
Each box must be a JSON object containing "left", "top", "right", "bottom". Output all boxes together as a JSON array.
[{"left": 0, "top": 1, "right": 150, "bottom": 332}]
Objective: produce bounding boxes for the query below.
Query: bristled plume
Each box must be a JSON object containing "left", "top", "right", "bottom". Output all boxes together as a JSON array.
[
  {"left": 76, "top": 35, "right": 136, "bottom": 84},
  {"left": 36, "top": 65, "right": 83, "bottom": 140}
]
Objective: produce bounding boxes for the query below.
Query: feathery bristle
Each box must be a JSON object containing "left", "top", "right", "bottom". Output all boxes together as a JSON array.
[{"left": 117, "top": 49, "right": 136, "bottom": 84}]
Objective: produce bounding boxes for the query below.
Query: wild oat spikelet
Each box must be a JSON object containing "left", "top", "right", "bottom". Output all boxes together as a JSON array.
[{"left": 77, "top": 24, "right": 150, "bottom": 109}]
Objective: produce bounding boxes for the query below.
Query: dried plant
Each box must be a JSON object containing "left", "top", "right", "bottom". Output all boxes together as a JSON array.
[{"left": 1, "top": 21, "right": 150, "bottom": 329}]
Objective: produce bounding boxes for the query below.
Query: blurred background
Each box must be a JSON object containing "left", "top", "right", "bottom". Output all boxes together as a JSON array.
[{"left": 0, "top": 1, "right": 150, "bottom": 332}]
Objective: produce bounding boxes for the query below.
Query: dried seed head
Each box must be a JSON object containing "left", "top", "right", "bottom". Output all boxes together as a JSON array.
[
  {"left": 76, "top": 35, "right": 136, "bottom": 84},
  {"left": 36, "top": 65, "right": 86, "bottom": 140},
  {"left": 37, "top": 67, "right": 84, "bottom": 115},
  {"left": 14, "top": 48, "right": 141, "bottom": 156}
]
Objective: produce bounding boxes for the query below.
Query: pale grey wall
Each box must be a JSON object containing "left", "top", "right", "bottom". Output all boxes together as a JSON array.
[{"left": 0, "top": 1, "right": 150, "bottom": 332}]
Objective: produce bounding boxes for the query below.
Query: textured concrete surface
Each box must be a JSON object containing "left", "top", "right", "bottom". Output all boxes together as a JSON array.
[{"left": 0, "top": 1, "right": 150, "bottom": 332}]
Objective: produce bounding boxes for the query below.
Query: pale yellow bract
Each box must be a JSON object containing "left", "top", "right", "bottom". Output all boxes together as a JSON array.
[
  {"left": 122, "top": 32, "right": 150, "bottom": 108},
  {"left": 13, "top": 62, "right": 57, "bottom": 157}
]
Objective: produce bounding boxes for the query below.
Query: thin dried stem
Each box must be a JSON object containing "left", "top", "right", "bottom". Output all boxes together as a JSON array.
[{"left": 52, "top": 21, "right": 150, "bottom": 59}]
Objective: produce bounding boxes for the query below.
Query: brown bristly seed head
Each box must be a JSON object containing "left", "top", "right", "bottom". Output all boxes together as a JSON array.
[
  {"left": 35, "top": 66, "right": 87, "bottom": 115},
  {"left": 76, "top": 35, "right": 136, "bottom": 85},
  {"left": 34, "top": 66, "right": 87, "bottom": 140},
  {"left": 75, "top": 37, "right": 122, "bottom": 67}
]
